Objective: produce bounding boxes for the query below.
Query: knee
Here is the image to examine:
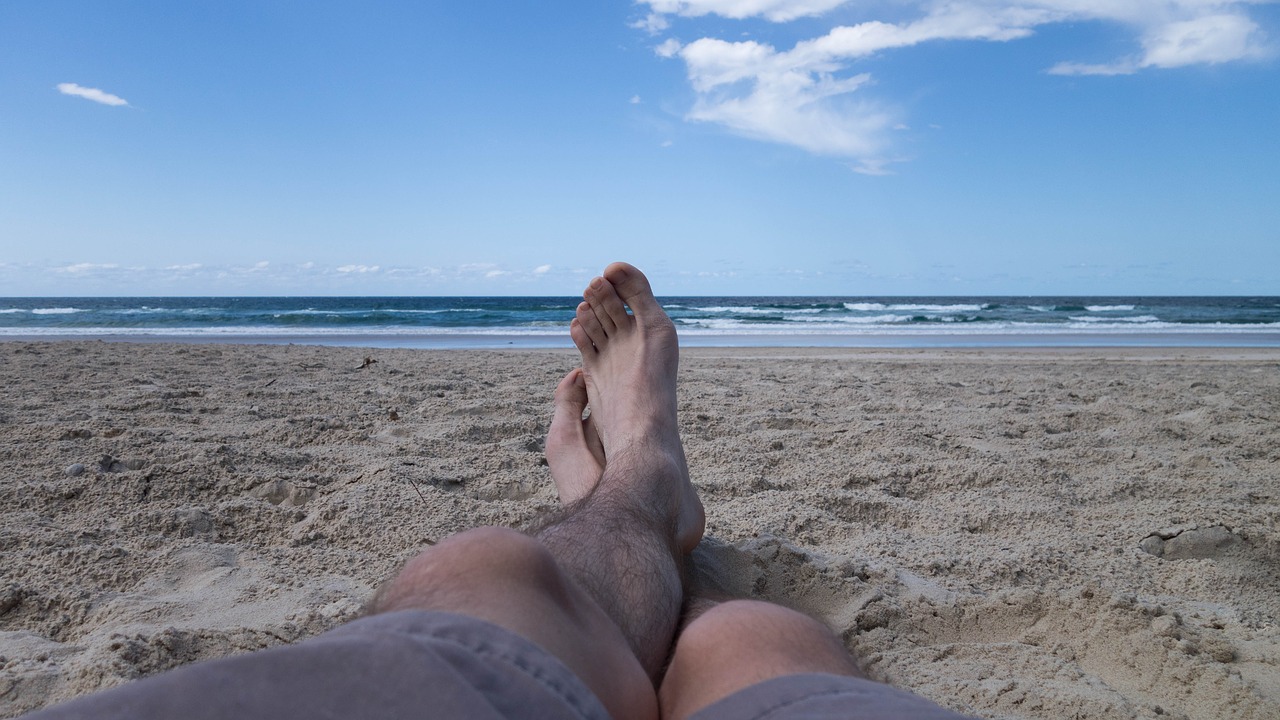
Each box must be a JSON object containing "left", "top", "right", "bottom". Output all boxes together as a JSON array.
[
  {"left": 428, "top": 527, "right": 559, "bottom": 583},
  {"left": 675, "top": 600, "right": 858, "bottom": 675},
  {"left": 660, "top": 601, "right": 860, "bottom": 720},
  {"left": 679, "top": 601, "right": 818, "bottom": 652},
  {"left": 373, "top": 527, "right": 567, "bottom": 613}
]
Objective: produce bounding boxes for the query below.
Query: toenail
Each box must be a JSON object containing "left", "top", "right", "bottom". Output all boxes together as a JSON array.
[{"left": 589, "top": 277, "right": 604, "bottom": 289}]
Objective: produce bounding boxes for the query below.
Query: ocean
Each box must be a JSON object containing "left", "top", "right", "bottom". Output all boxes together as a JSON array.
[{"left": 2, "top": 296, "right": 1279, "bottom": 348}]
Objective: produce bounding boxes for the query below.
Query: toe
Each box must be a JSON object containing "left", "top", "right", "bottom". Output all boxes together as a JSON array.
[
  {"left": 602, "top": 262, "right": 664, "bottom": 319},
  {"left": 584, "top": 278, "right": 619, "bottom": 335},
  {"left": 554, "top": 368, "right": 589, "bottom": 413},
  {"left": 589, "top": 278, "right": 631, "bottom": 332},
  {"left": 570, "top": 318, "right": 595, "bottom": 356},
  {"left": 575, "top": 301, "right": 608, "bottom": 347}
]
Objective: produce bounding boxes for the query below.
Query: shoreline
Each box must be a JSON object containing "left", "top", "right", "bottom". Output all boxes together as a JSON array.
[
  {"left": 6, "top": 337, "right": 1280, "bottom": 361},
  {"left": 9, "top": 338, "right": 1279, "bottom": 361},
  {"left": 3, "top": 330, "right": 1280, "bottom": 349}
]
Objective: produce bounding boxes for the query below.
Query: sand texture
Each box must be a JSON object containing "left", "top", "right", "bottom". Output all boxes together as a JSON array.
[{"left": 1, "top": 341, "right": 1278, "bottom": 719}]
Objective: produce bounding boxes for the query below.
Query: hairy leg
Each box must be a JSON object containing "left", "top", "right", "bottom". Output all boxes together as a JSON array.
[
  {"left": 567, "top": 263, "right": 705, "bottom": 554},
  {"left": 372, "top": 527, "right": 655, "bottom": 720},
  {"left": 541, "top": 262, "right": 705, "bottom": 678},
  {"left": 369, "top": 366, "right": 645, "bottom": 718}
]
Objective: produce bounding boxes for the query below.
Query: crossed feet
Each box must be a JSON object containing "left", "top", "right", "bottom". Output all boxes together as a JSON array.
[{"left": 546, "top": 262, "right": 705, "bottom": 555}]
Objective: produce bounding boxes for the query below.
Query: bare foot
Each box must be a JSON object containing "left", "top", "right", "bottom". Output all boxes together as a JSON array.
[
  {"left": 546, "top": 368, "right": 606, "bottom": 505},
  {"left": 570, "top": 262, "right": 705, "bottom": 553}
]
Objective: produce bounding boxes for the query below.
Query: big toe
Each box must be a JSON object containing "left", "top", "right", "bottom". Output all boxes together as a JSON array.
[
  {"left": 553, "top": 368, "right": 589, "bottom": 416},
  {"left": 602, "top": 262, "right": 664, "bottom": 319}
]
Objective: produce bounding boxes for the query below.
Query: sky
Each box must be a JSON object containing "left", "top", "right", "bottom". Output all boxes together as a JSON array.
[{"left": 1, "top": 0, "right": 1278, "bottom": 296}]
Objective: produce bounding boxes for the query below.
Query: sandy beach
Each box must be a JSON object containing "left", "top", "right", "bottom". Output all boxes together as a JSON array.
[{"left": 1, "top": 341, "right": 1277, "bottom": 719}]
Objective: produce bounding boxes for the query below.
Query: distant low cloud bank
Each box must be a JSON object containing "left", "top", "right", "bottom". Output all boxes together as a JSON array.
[{"left": 0, "top": 261, "right": 584, "bottom": 295}]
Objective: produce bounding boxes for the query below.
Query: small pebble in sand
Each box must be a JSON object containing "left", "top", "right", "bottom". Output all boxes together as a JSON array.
[
  {"left": 64, "top": 463, "right": 86, "bottom": 477},
  {"left": 0, "top": 584, "right": 23, "bottom": 615}
]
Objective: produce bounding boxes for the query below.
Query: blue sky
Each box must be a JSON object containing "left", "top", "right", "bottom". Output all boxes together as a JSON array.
[{"left": 2, "top": 0, "right": 1277, "bottom": 296}]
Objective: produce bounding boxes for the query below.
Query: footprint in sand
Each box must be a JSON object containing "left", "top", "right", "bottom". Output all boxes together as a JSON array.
[{"left": 1139, "top": 525, "right": 1243, "bottom": 560}]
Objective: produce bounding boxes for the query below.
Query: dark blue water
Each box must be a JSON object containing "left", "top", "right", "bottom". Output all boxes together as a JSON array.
[{"left": 2, "top": 296, "right": 1278, "bottom": 346}]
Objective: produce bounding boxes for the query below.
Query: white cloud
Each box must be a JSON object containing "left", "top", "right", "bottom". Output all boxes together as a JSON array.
[
  {"left": 631, "top": 12, "right": 671, "bottom": 34},
  {"left": 655, "top": 38, "right": 685, "bottom": 58},
  {"left": 57, "top": 83, "right": 129, "bottom": 107},
  {"left": 336, "top": 264, "right": 380, "bottom": 273},
  {"left": 1140, "top": 13, "right": 1268, "bottom": 68},
  {"left": 678, "top": 36, "right": 892, "bottom": 158},
  {"left": 1051, "top": 12, "right": 1269, "bottom": 75},
  {"left": 533, "top": 264, "right": 552, "bottom": 274},
  {"left": 639, "top": 1, "right": 1275, "bottom": 162},
  {"left": 630, "top": 95, "right": 643, "bottom": 104}
]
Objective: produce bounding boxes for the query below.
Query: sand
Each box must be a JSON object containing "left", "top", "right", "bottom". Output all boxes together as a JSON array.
[{"left": 1, "top": 341, "right": 1277, "bottom": 719}]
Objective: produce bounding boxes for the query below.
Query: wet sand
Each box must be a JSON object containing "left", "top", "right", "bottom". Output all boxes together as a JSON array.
[{"left": 1, "top": 341, "right": 1277, "bottom": 719}]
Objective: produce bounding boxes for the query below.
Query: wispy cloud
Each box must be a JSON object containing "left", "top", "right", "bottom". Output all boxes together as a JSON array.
[
  {"left": 631, "top": 12, "right": 671, "bottom": 35},
  {"left": 56, "top": 82, "right": 130, "bottom": 107},
  {"left": 57, "top": 262, "right": 120, "bottom": 274},
  {"left": 1050, "top": 13, "right": 1271, "bottom": 76},
  {"left": 643, "top": 0, "right": 848, "bottom": 22},
  {"left": 655, "top": 38, "right": 684, "bottom": 58},
  {"left": 639, "top": 1, "right": 1274, "bottom": 165}
]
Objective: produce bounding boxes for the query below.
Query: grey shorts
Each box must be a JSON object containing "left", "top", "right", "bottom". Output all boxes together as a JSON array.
[
  {"left": 25, "top": 610, "right": 976, "bottom": 720},
  {"left": 690, "top": 673, "right": 978, "bottom": 720}
]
